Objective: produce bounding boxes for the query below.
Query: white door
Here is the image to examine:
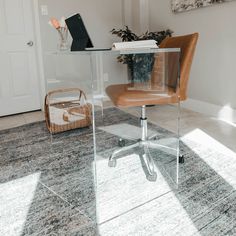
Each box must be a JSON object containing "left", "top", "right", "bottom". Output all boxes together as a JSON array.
[{"left": 0, "top": 0, "right": 40, "bottom": 116}]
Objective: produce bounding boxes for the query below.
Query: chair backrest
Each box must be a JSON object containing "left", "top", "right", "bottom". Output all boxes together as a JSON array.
[{"left": 159, "top": 33, "right": 199, "bottom": 100}]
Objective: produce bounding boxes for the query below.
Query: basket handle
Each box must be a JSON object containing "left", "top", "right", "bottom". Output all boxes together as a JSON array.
[
  {"left": 45, "top": 88, "right": 87, "bottom": 105},
  {"left": 44, "top": 94, "right": 51, "bottom": 131}
]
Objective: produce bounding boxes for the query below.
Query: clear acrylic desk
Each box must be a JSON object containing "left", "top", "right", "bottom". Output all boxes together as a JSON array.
[{"left": 44, "top": 48, "right": 181, "bottom": 235}]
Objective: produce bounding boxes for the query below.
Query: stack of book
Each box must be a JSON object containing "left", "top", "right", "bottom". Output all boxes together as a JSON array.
[{"left": 112, "top": 40, "right": 158, "bottom": 50}]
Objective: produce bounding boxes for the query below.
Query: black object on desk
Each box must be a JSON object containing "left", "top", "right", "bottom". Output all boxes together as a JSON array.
[{"left": 65, "top": 13, "right": 93, "bottom": 51}]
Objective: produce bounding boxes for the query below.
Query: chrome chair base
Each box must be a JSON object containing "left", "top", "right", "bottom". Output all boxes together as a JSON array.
[
  {"left": 108, "top": 106, "right": 156, "bottom": 182},
  {"left": 108, "top": 106, "right": 184, "bottom": 182},
  {"left": 108, "top": 136, "right": 162, "bottom": 181}
]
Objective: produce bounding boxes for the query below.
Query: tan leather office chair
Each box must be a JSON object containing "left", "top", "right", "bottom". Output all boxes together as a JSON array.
[{"left": 106, "top": 33, "right": 199, "bottom": 181}]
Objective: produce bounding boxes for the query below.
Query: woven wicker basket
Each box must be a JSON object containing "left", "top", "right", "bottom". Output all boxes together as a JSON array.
[{"left": 44, "top": 88, "right": 92, "bottom": 134}]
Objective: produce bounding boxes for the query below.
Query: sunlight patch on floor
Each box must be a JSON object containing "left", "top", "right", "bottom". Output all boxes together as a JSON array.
[
  {"left": 182, "top": 128, "right": 236, "bottom": 188},
  {"left": 95, "top": 153, "right": 170, "bottom": 224},
  {"left": 218, "top": 104, "right": 236, "bottom": 124},
  {"left": 212, "top": 117, "right": 236, "bottom": 128},
  {"left": 95, "top": 153, "right": 200, "bottom": 235},
  {"left": 98, "top": 188, "right": 201, "bottom": 236},
  {"left": 0, "top": 173, "right": 41, "bottom": 236},
  {"left": 182, "top": 128, "right": 236, "bottom": 157}
]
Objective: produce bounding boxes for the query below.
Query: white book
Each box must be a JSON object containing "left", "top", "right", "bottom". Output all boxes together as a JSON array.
[{"left": 112, "top": 40, "right": 158, "bottom": 50}]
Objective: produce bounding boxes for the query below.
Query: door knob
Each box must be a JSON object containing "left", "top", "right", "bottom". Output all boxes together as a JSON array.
[{"left": 27, "top": 41, "right": 34, "bottom": 47}]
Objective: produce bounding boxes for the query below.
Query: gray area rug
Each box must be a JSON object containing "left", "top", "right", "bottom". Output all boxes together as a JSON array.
[{"left": 1, "top": 107, "right": 236, "bottom": 235}]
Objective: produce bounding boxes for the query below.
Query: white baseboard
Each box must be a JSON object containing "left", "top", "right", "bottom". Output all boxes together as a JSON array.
[{"left": 182, "top": 98, "right": 236, "bottom": 124}]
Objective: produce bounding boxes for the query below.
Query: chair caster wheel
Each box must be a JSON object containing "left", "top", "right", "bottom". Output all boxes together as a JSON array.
[
  {"left": 108, "top": 159, "right": 117, "bottom": 167},
  {"left": 118, "top": 139, "right": 125, "bottom": 147},
  {"left": 179, "top": 155, "right": 185, "bottom": 164},
  {"left": 146, "top": 172, "right": 157, "bottom": 182}
]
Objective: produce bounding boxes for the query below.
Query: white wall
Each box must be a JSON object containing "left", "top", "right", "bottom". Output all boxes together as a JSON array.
[
  {"left": 149, "top": 0, "right": 236, "bottom": 114},
  {"left": 126, "top": 0, "right": 149, "bottom": 34},
  {"left": 131, "top": 0, "right": 141, "bottom": 33}
]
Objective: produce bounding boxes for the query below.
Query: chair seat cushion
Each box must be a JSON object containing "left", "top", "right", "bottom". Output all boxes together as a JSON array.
[{"left": 106, "top": 84, "right": 179, "bottom": 108}]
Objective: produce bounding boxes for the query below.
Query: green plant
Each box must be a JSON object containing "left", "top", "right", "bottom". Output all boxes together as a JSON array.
[
  {"left": 111, "top": 26, "right": 173, "bottom": 82},
  {"left": 111, "top": 26, "right": 173, "bottom": 43}
]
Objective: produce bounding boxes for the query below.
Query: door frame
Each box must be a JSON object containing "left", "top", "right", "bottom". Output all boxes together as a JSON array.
[{"left": 32, "top": 0, "right": 46, "bottom": 110}]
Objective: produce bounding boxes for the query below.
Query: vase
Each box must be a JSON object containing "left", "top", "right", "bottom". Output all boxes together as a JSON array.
[{"left": 57, "top": 27, "right": 68, "bottom": 51}]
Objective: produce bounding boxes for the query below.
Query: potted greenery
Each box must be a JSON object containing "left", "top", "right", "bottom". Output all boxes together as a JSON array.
[{"left": 111, "top": 26, "right": 173, "bottom": 85}]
